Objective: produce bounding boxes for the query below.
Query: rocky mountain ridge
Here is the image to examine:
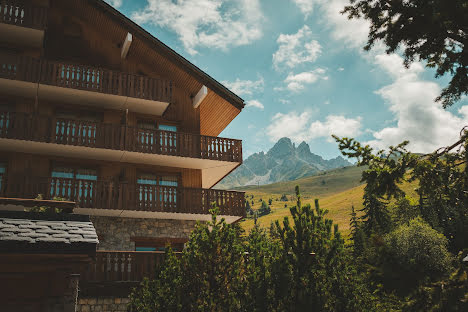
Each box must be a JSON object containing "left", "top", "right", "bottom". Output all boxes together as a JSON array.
[{"left": 216, "top": 137, "right": 352, "bottom": 188}]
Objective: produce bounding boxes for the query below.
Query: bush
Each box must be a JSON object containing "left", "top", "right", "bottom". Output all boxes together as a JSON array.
[{"left": 382, "top": 218, "right": 453, "bottom": 291}]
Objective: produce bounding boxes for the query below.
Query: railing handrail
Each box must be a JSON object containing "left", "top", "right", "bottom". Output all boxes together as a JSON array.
[
  {"left": 0, "top": 111, "right": 243, "bottom": 162},
  {"left": 0, "top": 54, "right": 172, "bottom": 102},
  {"left": 1, "top": 175, "right": 246, "bottom": 217},
  {"left": 0, "top": 1, "right": 48, "bottom": 29}
]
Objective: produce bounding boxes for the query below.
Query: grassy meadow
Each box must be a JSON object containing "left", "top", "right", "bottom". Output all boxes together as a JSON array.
[{"left": 238, "top": 165, "right": 419, "bottom": 237}]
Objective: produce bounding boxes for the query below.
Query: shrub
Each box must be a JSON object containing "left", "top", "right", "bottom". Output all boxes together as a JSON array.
[{"left": 382, "top": 218, "right": 453, "bottom": 291}]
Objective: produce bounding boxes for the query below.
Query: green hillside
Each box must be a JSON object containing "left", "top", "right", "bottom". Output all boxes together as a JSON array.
[
  {"left": 236, "top": 165, "right": 365, "bottom": 197},
  {"left": 239, "top": 165, "right": 419, "bottom": 236}
]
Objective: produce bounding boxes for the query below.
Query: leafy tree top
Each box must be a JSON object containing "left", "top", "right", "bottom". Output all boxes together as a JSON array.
[{"left": 343, "top": 0, "right": 468, "bottom": 107}]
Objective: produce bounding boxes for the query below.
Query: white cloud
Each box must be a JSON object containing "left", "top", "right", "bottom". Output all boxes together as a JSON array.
[
  {"left": 284, "top": 68, "right": 328, "bottom": 92},
  {"left": 279, "top": 99, "right": 291, "bottom": 105},
  {"left": 273, "top": 25, "right": 321, "bottom": 71},
  {"left": 266, "top": 111, "right": 362, "bottom": 143},
  {"left": 338, "top": 67, "right": 344, "bottom": 71},
  {"left": 246, "top": 100, "right": 264, "bottom": 110},
  {"left": 292, "top": 0, "right": 314, "bottom": 17},
  {"left": 294, "top": 1, "right": 468, "bottom": 152},
  {"left": 309, "top": 115, "right": 362, "bottom": 141},
  {"left": 105, "top": 0, "right": 122, "bottom": 8},
  {"left": 324, "top": 100, "right": 330, "bottom": 105},
  {"left": 222, "top": 77, "right": 264, "bottom": 96},
  {"left": 292, "top": 0, "right": 369, "bottom": 49},
  {"left": 132, "top": 0, "right": 264, "bottom": 55},
  {"left": 365, "top": 54, "right": 468, "bottom": 152}
]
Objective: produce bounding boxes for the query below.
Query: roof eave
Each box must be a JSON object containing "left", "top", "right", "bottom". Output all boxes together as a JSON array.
[{"left": 89, "top": 0, "right": 245, "bottom": 111}]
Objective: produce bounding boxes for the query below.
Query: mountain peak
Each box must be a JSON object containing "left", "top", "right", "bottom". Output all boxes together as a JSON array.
[
  {"left": 217, "top": 137, "right": 353, "bottom": 188},
  {"left": 297, "top": 141, "right": 310, "bottom": 152},
  {"left": 267, "top": 137, "right": 295, "bottom": 158}
]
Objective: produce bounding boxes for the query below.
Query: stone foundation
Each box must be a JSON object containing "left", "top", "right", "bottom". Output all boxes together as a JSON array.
[
  {"left": 76, "top": 297, "right": 130, "bottom": 312},
  {"left": 90, "top": 216, "right": 198, "bottom": 250}
]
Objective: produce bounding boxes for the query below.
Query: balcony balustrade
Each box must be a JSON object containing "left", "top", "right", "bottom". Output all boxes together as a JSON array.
[
  {"left": 0, "top": 1, "right": 47, "bottom": 30},
  {"left": 0, "top": 55, "right": 172, "bottom": 104},
  {"left": 0, "top": 111, "right": 242, "bottom": 162},
  {"left": 81, "top": 251, "right": 176, "bottom": 283},
  {"left": 0, "top": 176, "right": 246, "bottom": 217}
]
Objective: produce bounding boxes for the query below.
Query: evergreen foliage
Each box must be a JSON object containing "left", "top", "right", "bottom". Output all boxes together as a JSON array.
[
  {"left": 343, "top": 0, "right": 468, "bottom": 107},
  {"left": 259, "top": 200, "right": 271, "bottom": 216},
  {"left": 334, "top": 128, "right": 468, "bottom": 309},
  {"left": 130, "top": 197, "right": 374, "bottom": 311}
]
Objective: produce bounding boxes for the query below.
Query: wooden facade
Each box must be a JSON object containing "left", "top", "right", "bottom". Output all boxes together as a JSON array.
[{"left": 0, "top": 0, "right": 246, "bottom": 294}]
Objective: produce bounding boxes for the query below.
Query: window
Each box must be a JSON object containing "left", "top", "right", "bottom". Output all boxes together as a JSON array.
[
  {"left": 0, "top": 105, "right": 11, "bottom": 137},
  {"left": 158, "top": 124, "right": 177, "bottom": 151},
  {"left": 50, "top": 166, "right": 97, "bottom": 203},
  {"left": 133, "top": 237, "right": 186, "bottom": 252},
  {"left": 0, "top": 162, "right": 6, "bottom": 194},
  {"left": 137, "top": 173, "right": 178, "bottom": 207},
  {"left": 55, "top": 111, "right": 101, "bottom": 145},
  {"left": 137, "top": 120, "right": 178, "bottom": 151}
]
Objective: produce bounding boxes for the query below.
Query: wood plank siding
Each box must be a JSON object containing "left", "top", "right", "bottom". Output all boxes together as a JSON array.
[
  {"left": 0, "top": 0, "right": 246, "bottom": 218},
  {"left": 46, "top": 0, "right": 243, "bottom": 136}
]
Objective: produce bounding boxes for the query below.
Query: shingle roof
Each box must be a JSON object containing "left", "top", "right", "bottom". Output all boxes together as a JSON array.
[{"left": 0, "top": 211, "right": 98, "bottom": 254}]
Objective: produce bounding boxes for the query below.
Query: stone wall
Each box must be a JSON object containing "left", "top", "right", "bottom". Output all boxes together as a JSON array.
[
  {"left": 90, "top": 216, "right": 198, "bottom": 250},
  {"left": 76, "top": 297, "right": 130, "bottom": 312}
]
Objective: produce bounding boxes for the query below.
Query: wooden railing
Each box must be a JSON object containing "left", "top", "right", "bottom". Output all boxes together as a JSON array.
[
  {"left": 0, "top": 111, "right": 243, "bottom": 162},
  {"left": 2, "top": 176, "right": 246, "bottom": 217},
  {"left": 0, "top": 55, "right": 172, "bottom": 103},
  {"left": 0, "top": 1, "right": 48, "bottom": 30},
  {"left": 82, "top": 251, "right": 177, "bottom": 283},
  {"left": 126, "top": 127, "right": 242, "bottom": 162}
]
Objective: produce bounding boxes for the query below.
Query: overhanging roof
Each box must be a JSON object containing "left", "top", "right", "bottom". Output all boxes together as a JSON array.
[{"left": 88, "top": 0, "right": 245, "bottom": 111}]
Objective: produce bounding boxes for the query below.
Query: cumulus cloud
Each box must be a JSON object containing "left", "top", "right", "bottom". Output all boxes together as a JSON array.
[
  {"left": 246, "top": 100, "right": 264, "bottom": 110},
  {"left": 132, "top": 0, "right": 264, "bottom": 55},
  {"left": 292, "top": 0, "right": 314, "bottom": 17},
  {"left": 105, "top": 0, "right": 122, "bottom": 8},
  {"left": 266, "top": 111, "right": 362, "bottom": 143},
  {"left": 273, "top": 25, "right": 321, "bottom": 71},
  {"left": 222, "top": 77, "right": 264, "bottom": 96},
  {"left": 292, "top": 0, "right": 369, "bottom": 49},
  {"left": 284, "top": 68, "right": 328, "bottom": 92},
  {"left": 365, "top": 54, "right": 468, "bottom": 152},
  {"left": 310, "top": 115, "right": 362, "bottom": 141},
  {"left": 293, "top": 0, "right": 468, "bottom": 152}
]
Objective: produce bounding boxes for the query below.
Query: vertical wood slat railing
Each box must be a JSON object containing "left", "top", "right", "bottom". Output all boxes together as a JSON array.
[
  {"left": 0, "top": 55, "right": 172, "bottom": 103},
  {"left": 0, "top": 111, "right": 124, "bottom": 150},
  {"left": 82, "top": 251, "right": 178, "bottom": 282},
  {"left": 0, "top": 111, "right": 242, "bottom": 163},
  {"left": 0, "top": 1, "right": 48, "bottom": 29},
  {"left": 127, "top": 127, "right": 242, "bottom": 162},
  {"left": 2, "top": 176, "right": 246, "bottom": 217}
]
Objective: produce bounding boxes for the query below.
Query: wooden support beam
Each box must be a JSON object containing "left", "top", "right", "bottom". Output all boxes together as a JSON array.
[
  {"left": 121, "top": 32, "right": 133, "bottom": 59},
  {"left": 192, "top": 85, "right": 208, "bottom": 109}
]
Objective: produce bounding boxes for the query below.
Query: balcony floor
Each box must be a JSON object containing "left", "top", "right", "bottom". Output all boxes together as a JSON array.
[
  {"left": 0, "top": 78, "right": 169, "bottom": 116},
  {"left": 0, "top": 23, "right": 44, "bottom": 48}
]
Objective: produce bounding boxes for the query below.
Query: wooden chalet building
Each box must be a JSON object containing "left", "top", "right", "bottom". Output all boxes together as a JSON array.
[{"left": 0, "top": 0, "right": 245, "bottom": 307}]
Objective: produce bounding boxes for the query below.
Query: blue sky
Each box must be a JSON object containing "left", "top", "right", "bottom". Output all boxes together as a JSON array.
[{"left": 108, "top": 0, "right": 468, "bottom": 159}]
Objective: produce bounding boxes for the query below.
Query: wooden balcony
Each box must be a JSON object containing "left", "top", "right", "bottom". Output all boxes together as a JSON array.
[
  {"left": 1, "top": 176, "right": 246, "bottom": 218},
  {"left": 82, "top": 251, "right": 175, "bottom": 283},
  {"left": 0, "top": 2, "right": 47, "bottom": 48},
  {"left": 0, "top": 112, "right": 242, "bottom": 163},
  {"left": 79, "top": 251, "right": 178, "bottom": 296},
  {"left": 0, "top": 1, "right": 47, "bottom": 30},
  {"left": 0, "top": 55, "right": 172, "bottom": 115}
]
